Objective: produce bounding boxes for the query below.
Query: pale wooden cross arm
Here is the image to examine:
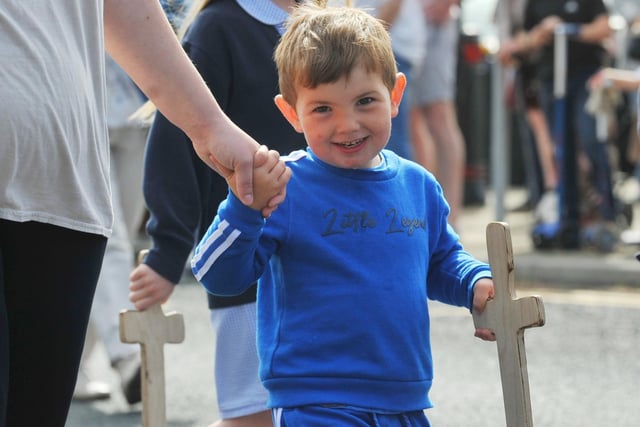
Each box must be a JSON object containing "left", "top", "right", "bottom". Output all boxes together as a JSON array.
[
  {"left": 119, "top": 250, "right": 185, "bottom": 427},
  {"left": 473, "top": 222, "right": 546, "bottom": 427}
]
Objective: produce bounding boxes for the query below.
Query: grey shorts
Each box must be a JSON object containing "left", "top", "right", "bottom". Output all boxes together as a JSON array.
[
  {"left": 209, "top": 302, "right": 268, "bottom": 418},
  {"left": 410, "top": 18, "right": 460, "bottom": 106}
]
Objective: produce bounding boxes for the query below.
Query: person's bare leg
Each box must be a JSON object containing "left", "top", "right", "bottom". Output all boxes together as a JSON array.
[
  {"left": 423, "top": 100, "right": 465, "bottom": 229},
  {"left": 410, "top": 107, "right": 437, "bottom": 174},
  {"left": 526, "top": 106, "right": 560, "bottom": 224},
  {"left": 208, "top": 410, "right": 273, "bottom": 427},
  {"left": 526, "top": 107, "right": 557, "bottom": 191}
]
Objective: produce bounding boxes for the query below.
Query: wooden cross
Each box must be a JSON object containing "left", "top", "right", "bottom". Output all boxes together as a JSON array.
[
  {"left": 119, "top": 250, "right": 185, "bottom": 427},
  {"left": 473, "top": 222, "right": 546, "bottom": 427}
]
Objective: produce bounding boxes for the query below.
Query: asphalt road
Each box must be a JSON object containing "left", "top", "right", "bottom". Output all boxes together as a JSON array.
[{"left": 66, "top": 280, "right": 640, "bottom": 427}]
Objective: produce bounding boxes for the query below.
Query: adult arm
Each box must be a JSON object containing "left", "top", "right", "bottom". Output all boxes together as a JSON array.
[
  {"left": 588, "top": 67, "right": 640, "bottom": 92},
  {"left": 369, "top": 0, "right": 403, "bottom": 27},
  {"left": 422, "top": 0, "right": 458, "bottom": 25},
  {"left": 500, "top": 12, "right": 611, "bottom": 63},
  {"left": 575, "top": 14, "right": 611, "bottom": 44},
  {"left": 103, "top": 0, "right": 260, "bottom": 205}
]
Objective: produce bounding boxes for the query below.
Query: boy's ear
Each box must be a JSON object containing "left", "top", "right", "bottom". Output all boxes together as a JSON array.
[
  {"left": 274, "top": 95, "right": 303, "bottom": 133},
  {"left": 390, "top": 72, "right": 407, "bottom": 118}
]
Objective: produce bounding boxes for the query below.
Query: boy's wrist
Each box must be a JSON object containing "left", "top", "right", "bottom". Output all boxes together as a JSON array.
[
  {"left": 227, "top": 189, "right": 262, "bottom": 214},
  {"left": 220, "top": 191, "right": 266, "bottom": 234}
]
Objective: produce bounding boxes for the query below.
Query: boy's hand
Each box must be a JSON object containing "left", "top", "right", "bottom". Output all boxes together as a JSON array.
[
  {"left": 129, "top": 263, "right": 175, "bottom": 310},
  {"left": 472, "top": 278, "right": 496, "bottom": 341},
  {"left": 226, "top": 145, "right": 291, "bottom": 217}
]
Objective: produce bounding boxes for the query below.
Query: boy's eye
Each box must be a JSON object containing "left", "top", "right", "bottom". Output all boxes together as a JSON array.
[
  {"left": 357, "top": 97, "right": 375, "bottom": 106},
  {"left": 312, "top": 105, "right": 330, "bottom": 113}
]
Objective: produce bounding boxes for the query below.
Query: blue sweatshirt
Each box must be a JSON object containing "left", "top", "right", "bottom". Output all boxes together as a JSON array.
[{"left": 192, "top": 148, "right": 492, "bottom": 411}]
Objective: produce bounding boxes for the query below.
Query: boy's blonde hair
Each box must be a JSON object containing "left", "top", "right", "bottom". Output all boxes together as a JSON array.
[{"left": 274, "top": 2, "right": 397, "bottom": 106}]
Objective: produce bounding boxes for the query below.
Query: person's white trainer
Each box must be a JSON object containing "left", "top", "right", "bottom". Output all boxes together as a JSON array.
[
  {"left": 534, "top": 191, "right": 559, "bottom": 225},
  {"left": 72, "top": 368, "right": 111, "bottom": 401}
]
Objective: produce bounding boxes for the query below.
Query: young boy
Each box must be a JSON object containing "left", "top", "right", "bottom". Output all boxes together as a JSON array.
[{"left": 192, "top": 3, "right": 495, "bottom": 425}]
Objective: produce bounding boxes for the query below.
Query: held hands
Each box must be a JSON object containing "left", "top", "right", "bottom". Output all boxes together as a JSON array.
[
  {"left": 472, "top": 278, "right": 496, "bottom": 342},
  {"left": 225, "top": 145, "right": 292, "bottom": 217},
  {"left": 193, "top": 119, "right": 260, "bottom": 206}
]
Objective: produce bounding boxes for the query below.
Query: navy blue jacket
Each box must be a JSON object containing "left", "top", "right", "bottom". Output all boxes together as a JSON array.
[{"left": 143, "top": 0, "right": 306, "bottom": 308}]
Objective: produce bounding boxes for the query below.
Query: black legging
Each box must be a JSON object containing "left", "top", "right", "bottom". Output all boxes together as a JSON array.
[{"left": 0, "top": 220, "right": 107, "bottom": 427}]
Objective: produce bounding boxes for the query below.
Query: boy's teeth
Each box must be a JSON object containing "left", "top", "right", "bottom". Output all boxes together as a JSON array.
[{"left": 342, "top": 138, "right": 362, "bottom": 147}]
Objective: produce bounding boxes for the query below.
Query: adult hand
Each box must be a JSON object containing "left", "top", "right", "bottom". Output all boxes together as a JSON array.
[
  {"left": 497, "top": 38, "right": 520, "bottom": 65},
  {"left": 191, "top": 115, "right": 262, "bottom": 207},
  {"left": 587, "top": 68, "right": 606, "bottom": 91},
  {"left": 537, "top": 15, "right": 563, "bottom": 46},
  {"left": 422, "top": 0, "right": 455, "bottom": 25},
  {"left": 192, "top": 118, "right": 291, "bottom": 213}
]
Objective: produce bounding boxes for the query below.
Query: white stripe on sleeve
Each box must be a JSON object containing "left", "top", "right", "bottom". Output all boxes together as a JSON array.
[{"left": 192, "top": 220, "right": 241, "bottom": 281}]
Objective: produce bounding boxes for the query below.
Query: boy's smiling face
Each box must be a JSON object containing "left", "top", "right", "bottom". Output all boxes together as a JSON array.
[{"left": 275, "top": 63, "right": 406, "bottom": 169}]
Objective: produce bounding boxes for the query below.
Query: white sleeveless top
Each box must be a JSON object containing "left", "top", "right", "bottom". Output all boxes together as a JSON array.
[
  {"left": 0, "top": 0, "right": 112, "bottom": 237},
  {"left": 355, "top": 0, "right": 427, "bottom": 68}
]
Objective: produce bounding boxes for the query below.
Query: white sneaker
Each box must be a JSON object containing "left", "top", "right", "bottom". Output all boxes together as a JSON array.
[
  {"left": 73, "top": 368, "right": 111, "bottom": 401},
  {"left": 621, "top": 228, "right": 640, "bottom": 245},
  {"left": 534, "top": 191, "right": 559, "bottom": 224}
]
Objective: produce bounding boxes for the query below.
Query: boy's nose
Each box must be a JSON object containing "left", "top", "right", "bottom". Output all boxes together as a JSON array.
[{"left": 335, "top": 111, "right": 359, "bottom": 133}]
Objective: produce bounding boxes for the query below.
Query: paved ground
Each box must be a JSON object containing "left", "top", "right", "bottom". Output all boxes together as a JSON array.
[
  {"left": 66, "top": 188, "right": 640, "bottom": 426},
  {"left": 67, "top": 284, "right": 640, "bottom": 427}
]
